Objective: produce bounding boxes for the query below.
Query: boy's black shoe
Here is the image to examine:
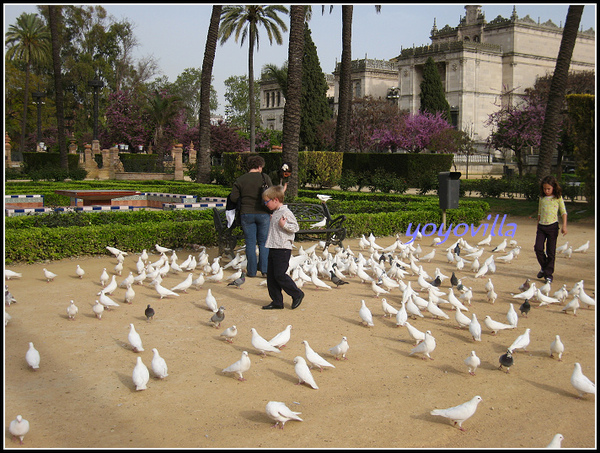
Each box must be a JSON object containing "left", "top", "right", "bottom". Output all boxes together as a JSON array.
[
  {"left": 537, "top": 271, "right": 545, "bottom": 279},
  {"left": 262, "top": 303, "right": 284, "bottom": 310},
  {"left": 291, "top": 292, "right": 304, "bottom": 310}
]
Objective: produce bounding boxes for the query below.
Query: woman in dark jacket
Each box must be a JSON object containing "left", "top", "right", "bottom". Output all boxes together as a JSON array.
[{"left": 229, "top": 155, "right": 272, "bottom": 277}]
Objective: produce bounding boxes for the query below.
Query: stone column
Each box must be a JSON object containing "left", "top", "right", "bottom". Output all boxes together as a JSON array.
[
  {"left": 92, "top": 139, "right": 101, "bottom": 154},
  {"left": 172, "top": 144, "right": 184, "bottom": 181},
  {"left": 69, "top": 138, "right": 77, "bottom": 154},
  {"left": 188, "top": 142, "right": 196, "bottom": 164},
  {"left": 5, "top": 132, "right": 12, "bottom": 163}
]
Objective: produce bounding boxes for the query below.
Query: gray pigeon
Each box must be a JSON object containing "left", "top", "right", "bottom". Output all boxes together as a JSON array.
[
  {"left": 330, "top": 270, "right": 349, "bottom": 288},
  {"left": 227, "top": 271, "right": 245, "bottom": 289},
  {"left": 210, "top": 306, "right": 225, "bottom": 328},
  {"left": 5, "top": 285, "right": 17, "bottom": 306},
  {"left": 144, "top": 304, "right": 155, "bottom": 321}
]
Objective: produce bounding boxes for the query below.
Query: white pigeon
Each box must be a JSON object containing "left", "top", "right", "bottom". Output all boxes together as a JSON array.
[
  {"left": 561, "top": 296, "right": 580, "bottom": 315},
  {"left": 426, "top": 299, "right": 450, "bottom": 320},
  {"left": 124, "top": 284, "right": 136, "bottom": 304},
  {"left": 469, "top": 313, "right": 482, "bottom": 341},
  {"left": 136, "top": 256, "right": 145, "bottom": 274},
  {"left": 553, "top": 284, "right": 569, "bottom": 303},
  {"left": 310, "top": 268, "right": 333, "bottom": 289},
  {"left": 464, "top": 350, "right": 481, "bottom": 376},
  {"left": 561, "top": 246, "right": 573, "bottom": 258},
  {"left": 106, "top": 245, "right": 127, "bottom": 257},
  {"left": 98, "top": 275, "right": 118, "bottom": 295},
  {"left": 5, "top": 269, "right": 22, "bottom": 280},
  {"left": 316, "top": 194, "right": 332, "bottom": 202},
  {"left": 9, "top": 415, "right": 30, "bottom": 445},
  {"left": 359, "top": 299, "right": 375, "bottom": 327},
  {"left": 395, "top": 302, "right": 408, "bottom": 326},
  {"left": 538, "top": 280, "right": 552, "bottom": 296},
  {"left": 151, "top": 348, "right": 169, "bottom": 379},
  {"left": 120, "top": 272, "right": 135, "bottom": 288},
  {"left": 570, "top": 362, "right": 595, "bottom": 398},
  {"left": 152, "top": 280, "right": 180, "bottom": 299},
  {"left": 508, "top": 328, "right": 531, "bottom": 353},
  {"left": 251, "top": 328, "right": 281, "bottom": 356},
  {"left": 483, "top": 315, "right": 515, "bottom": 335},
  {"left": 491, "top": 238, "right": 507, "bottom": 253},
  {"left": 193, "top": 273, "right": 205, "bottom": 289},
  {"left": 170, "top": 273, "right": 193, "bottom": 293},
  {"left": 546, "top": 433, "right": 564, "bottom": 449},
  {"left": 556, "top": 242, "right": 569, "bottom": 254},
  {"left": 133, "top": 269, "right": 146, "bottom": 285},
  {"left": 66, "top": 300, "right": 78, "bottom": 320},
  {"left": 577, "top": 286, "right": 596, "bottom": 309},
  {"left": 42, "top": 268, "right": 57, "bottom": 282},
  {"left": 75, "top": 264, "right": 85, "bottom": 279},
  {"left": 155, "top": 244, "right": 172, "bottom": 254},
  {"left": 454, "top": 307, "right": 472, "bottom": 329},
  {"left": 25, "top": 342, "right": 40, "bottom": 370},
  {"left": 447, "top": 288, "right": 469, "bottom": 311},
  {"left": 220, "top": 325, "right": 238, "bottom": 343},
  {"left": 430, "top": 395, "right": 483, "bottom": 431},
  {"left": 513, "top": 282, "right": 537, "bottom": 300},
  {"left": 404, "top": 321, "right": 426, "bottom": 345},
  {"left": 222, "top": 350, "right": 251, "bottom": 381},
  {"left": 477, "top": 234, "right": 492, "bottom": 246},
  {"left": 486, "top": 288, "right": 498, "bottom": 304},
  {"left": 409, "top": 330, "right": 436, "bottom": 360},
  {"left": 293, "top": 356, "right": 319, "bottom": 389},
  {"left": 5, "top": 310, "right": 12, "bottom": 327},
  {"left": 128, "top": 323, "right": 144, "bottom": 352},
  {"left": 5, "top": 285, "right": 17, "bottom": 306},
  {"left": 265, "top": 401, "right": 303, "bottom": 429},
  {"left": 205, "top": 288, "right": 218, "bottom": 312},
  {"left": 381, "top": 298, "right": 398, "bottom": 318},
  {"left": 371, "top": 280, "right": 390, "bottom": 298},
  {"left": 93, "top": 300, "right": 105, "bottom": 319},
  {"left": 114, "top": 260, "right": 124, "bottom": 276},
  {"left": 100, "top": 268, "right": 109, "bottom": 286},
  {"left": 420, "top": 249, "right": 435, "bottom": 262},
  {"left": 405, "top": 296, "right": 425, "bottom": 319},
  {"left": 550, "top": 335, "right": 565, "bottom": 361},
  {"left": 573, "top": 240, "right": 590, "bottom": 253},
  {"left": 132, "top": 356, "right": 150, "bottom": 391},
  {"left": 302, "top": 340, "right": 335, "bottom": 372},
  {"left": 269, "top": 325, "right": 293, "bottom": 349},
  {"left": 99, "top": 291, "right": 120, "bottom": 309},
  {"left": 329, "top": 336, "right": 349, "bottom": 360},
  {"left": 205, "top": 266, "right": 224, "bottom": 283},
  {"left": 506, "top": 303, "right": 519, "bottom": 327},
  {"left": 536, "top": 289, "right": 561, "bottom": 307}
]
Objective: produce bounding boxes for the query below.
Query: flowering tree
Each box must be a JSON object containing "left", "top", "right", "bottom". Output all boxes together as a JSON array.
[
  {"left": 102, "top": 90, "right": 149, "bottom": 149},
  {"left": 485, "top": 99, "right": 547, "bottom": 176},
  {"left": 371, "top": 111, "right": 452, "bottom": 153}
]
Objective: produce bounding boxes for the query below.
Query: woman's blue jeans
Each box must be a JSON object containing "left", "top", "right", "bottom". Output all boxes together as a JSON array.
[{"left": 241, "top": 213, "right": 270, "bottom": 276}]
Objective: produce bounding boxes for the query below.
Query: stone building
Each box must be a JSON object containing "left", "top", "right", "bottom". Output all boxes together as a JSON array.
[{"left": 259, "top": 5, "right": 595, "bottom": 150}]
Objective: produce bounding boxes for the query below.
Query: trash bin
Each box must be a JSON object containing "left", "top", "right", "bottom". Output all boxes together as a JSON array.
[{"left": 438, "top": 171, "right": 461, "bottom": 210}]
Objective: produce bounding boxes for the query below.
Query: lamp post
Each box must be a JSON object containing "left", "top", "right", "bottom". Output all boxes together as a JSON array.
[
  {"left": 32, "top": 91, "right": 45, "bottom": 149},
  {"left": 87, "top": 78, "right": 105, "bottom": 141}
]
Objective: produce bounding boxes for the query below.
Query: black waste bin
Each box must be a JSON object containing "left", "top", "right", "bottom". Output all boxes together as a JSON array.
[{"left": 438, "top": 171, "right": 461, "bottom": 210}]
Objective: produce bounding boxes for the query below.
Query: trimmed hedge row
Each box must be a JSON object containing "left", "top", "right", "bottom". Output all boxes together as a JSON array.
[{"left": 5, "top": 219, "right": 218, "bottom": 264}]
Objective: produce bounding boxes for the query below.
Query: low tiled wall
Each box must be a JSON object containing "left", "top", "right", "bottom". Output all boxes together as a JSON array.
[{"left": 4, "top": 194, "right": 44, "bottom": 209}]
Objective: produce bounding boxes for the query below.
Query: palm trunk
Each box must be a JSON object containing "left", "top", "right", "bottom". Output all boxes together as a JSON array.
[
  {"left": 20, "top": 64, "right": 30, "bottom": 154},
  {"left": 49, "top": 5, "right": 68, "bottom": 170},
  {"left": 335, "top": 5, "right": 352, "bottom": 153},
  {"left": 536, "top": 5, "right": 584, "bottom": 179},
  {"left": 281, "top": 5, "right": 304, "bottom": 197},
  {"left": 197, "top": 5, "right": 221, "bottom": 183},
  {"left": 248, "top": 28, "right": 256, "bottom": 154}
]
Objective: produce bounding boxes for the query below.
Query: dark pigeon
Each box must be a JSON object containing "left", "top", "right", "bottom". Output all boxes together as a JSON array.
[
  {"left": 145, "top": 304, "right": 155, "bottom": 321},
  {"left": 430, "top": 275, "right": 442, "bottom": 287},
  {"left": 330, "top": 271, "right": 349, "bottom": 288},
  {"left": 227, "top": 271, "right": 246, "bottom": 289},
  {"left": 210, "top": 306, "right": 225, "bottom": 328},
  {"left": 453, "top": 243, "right": 461, "bottom": 256},
  {"left": 498, "top": 349, "right": 514, "bottom": 373},
  {"left": 519, "top": 299, "right": 531, "bottom": 317},
  {"left": 450, "top": 272, "right": 459, "bottom": 287}
]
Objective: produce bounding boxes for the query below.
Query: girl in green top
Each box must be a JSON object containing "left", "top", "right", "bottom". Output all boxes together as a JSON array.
[{"left": 534, "top": 175, "right": 567, "bottom": 283}]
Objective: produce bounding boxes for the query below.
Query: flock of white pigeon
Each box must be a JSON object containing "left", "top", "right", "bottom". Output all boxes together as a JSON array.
[{"left": 4, "top": 225, "right": 596, "bottom": 446}]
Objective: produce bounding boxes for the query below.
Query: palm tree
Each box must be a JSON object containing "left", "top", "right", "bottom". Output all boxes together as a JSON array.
[
  {"left": 48, "top": 5, "right": 67, "bottom": 170},
  {"left": 281, "top": 5, "right": 305, "bottom": 197},
  {"left": 145, "top": 90, "right": 182, "bottom": 167},
  {"left": 197, "top": 5, "right": 222, "bottom": 184},
  {"left": 536, "top": 5, "right": 584, "bottom": 179},
  {"left": 5, "top": 12, "right": 51, "bottom": 154},
  {"left": 218, "top": 5, "right": 288, "bottom": 153}
]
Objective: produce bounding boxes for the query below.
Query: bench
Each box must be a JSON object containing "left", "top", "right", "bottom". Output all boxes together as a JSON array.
[{"left": 212, "top": 202, "right": 347, "bottom": 258}]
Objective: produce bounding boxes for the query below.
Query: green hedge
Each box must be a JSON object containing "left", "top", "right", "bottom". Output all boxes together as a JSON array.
[{"left": 5, "top": 219, "right": 217, "bottom": 264}]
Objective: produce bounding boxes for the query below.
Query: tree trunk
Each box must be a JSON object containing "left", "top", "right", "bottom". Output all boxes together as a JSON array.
[
  {"left": 335, "top": 5, "right": 352, "bottom": 153},
  {"left": 48, "top": 5, "right": 68, "bottom": 170},
  {"left": 197, "top": 5, "right": 221, "bottom": 184},
  {"left": 536, "top": 5, "right": 584, "bottom": 180},
  {"left": 20, "top": 64, "right": 30, "bottom": 154},
  {"left": 248, "top": 28, "right": 256, "bottom": 154},
  {"left": 281, "top": 5, "right": 304, "bottom": 198}
]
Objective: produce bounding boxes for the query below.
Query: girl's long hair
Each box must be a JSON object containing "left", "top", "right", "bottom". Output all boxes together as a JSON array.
[{"left": 540, "top": 175, "right": 562, "bottom": 199}]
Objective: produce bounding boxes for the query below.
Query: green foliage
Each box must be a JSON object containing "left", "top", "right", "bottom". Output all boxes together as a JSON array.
[
  {"left": 297, "top": 151, "right": 343, "bottom": 188},
  {"left": 566, "top": 94, "right": 595, "bottom": 203},
  {"left": 419, "top": 57, "right": 451, "bottom": 121}
]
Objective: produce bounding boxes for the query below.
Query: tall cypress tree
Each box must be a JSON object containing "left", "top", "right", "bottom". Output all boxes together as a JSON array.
[
  {"left": 420, "top": 57, "right": 450, "bottom": 121},
  {"left": 300, "top": 23, "right": 332, "bottom": 150}
]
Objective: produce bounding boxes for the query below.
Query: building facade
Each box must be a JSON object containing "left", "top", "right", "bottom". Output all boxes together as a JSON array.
[{"left": 259, "top": 5, "right": 595, "bottom": 150}]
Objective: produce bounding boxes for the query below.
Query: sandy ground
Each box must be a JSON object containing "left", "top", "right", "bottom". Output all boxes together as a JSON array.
[{"left": 4, "top": 215, "right": 596, "bottom": 449}]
